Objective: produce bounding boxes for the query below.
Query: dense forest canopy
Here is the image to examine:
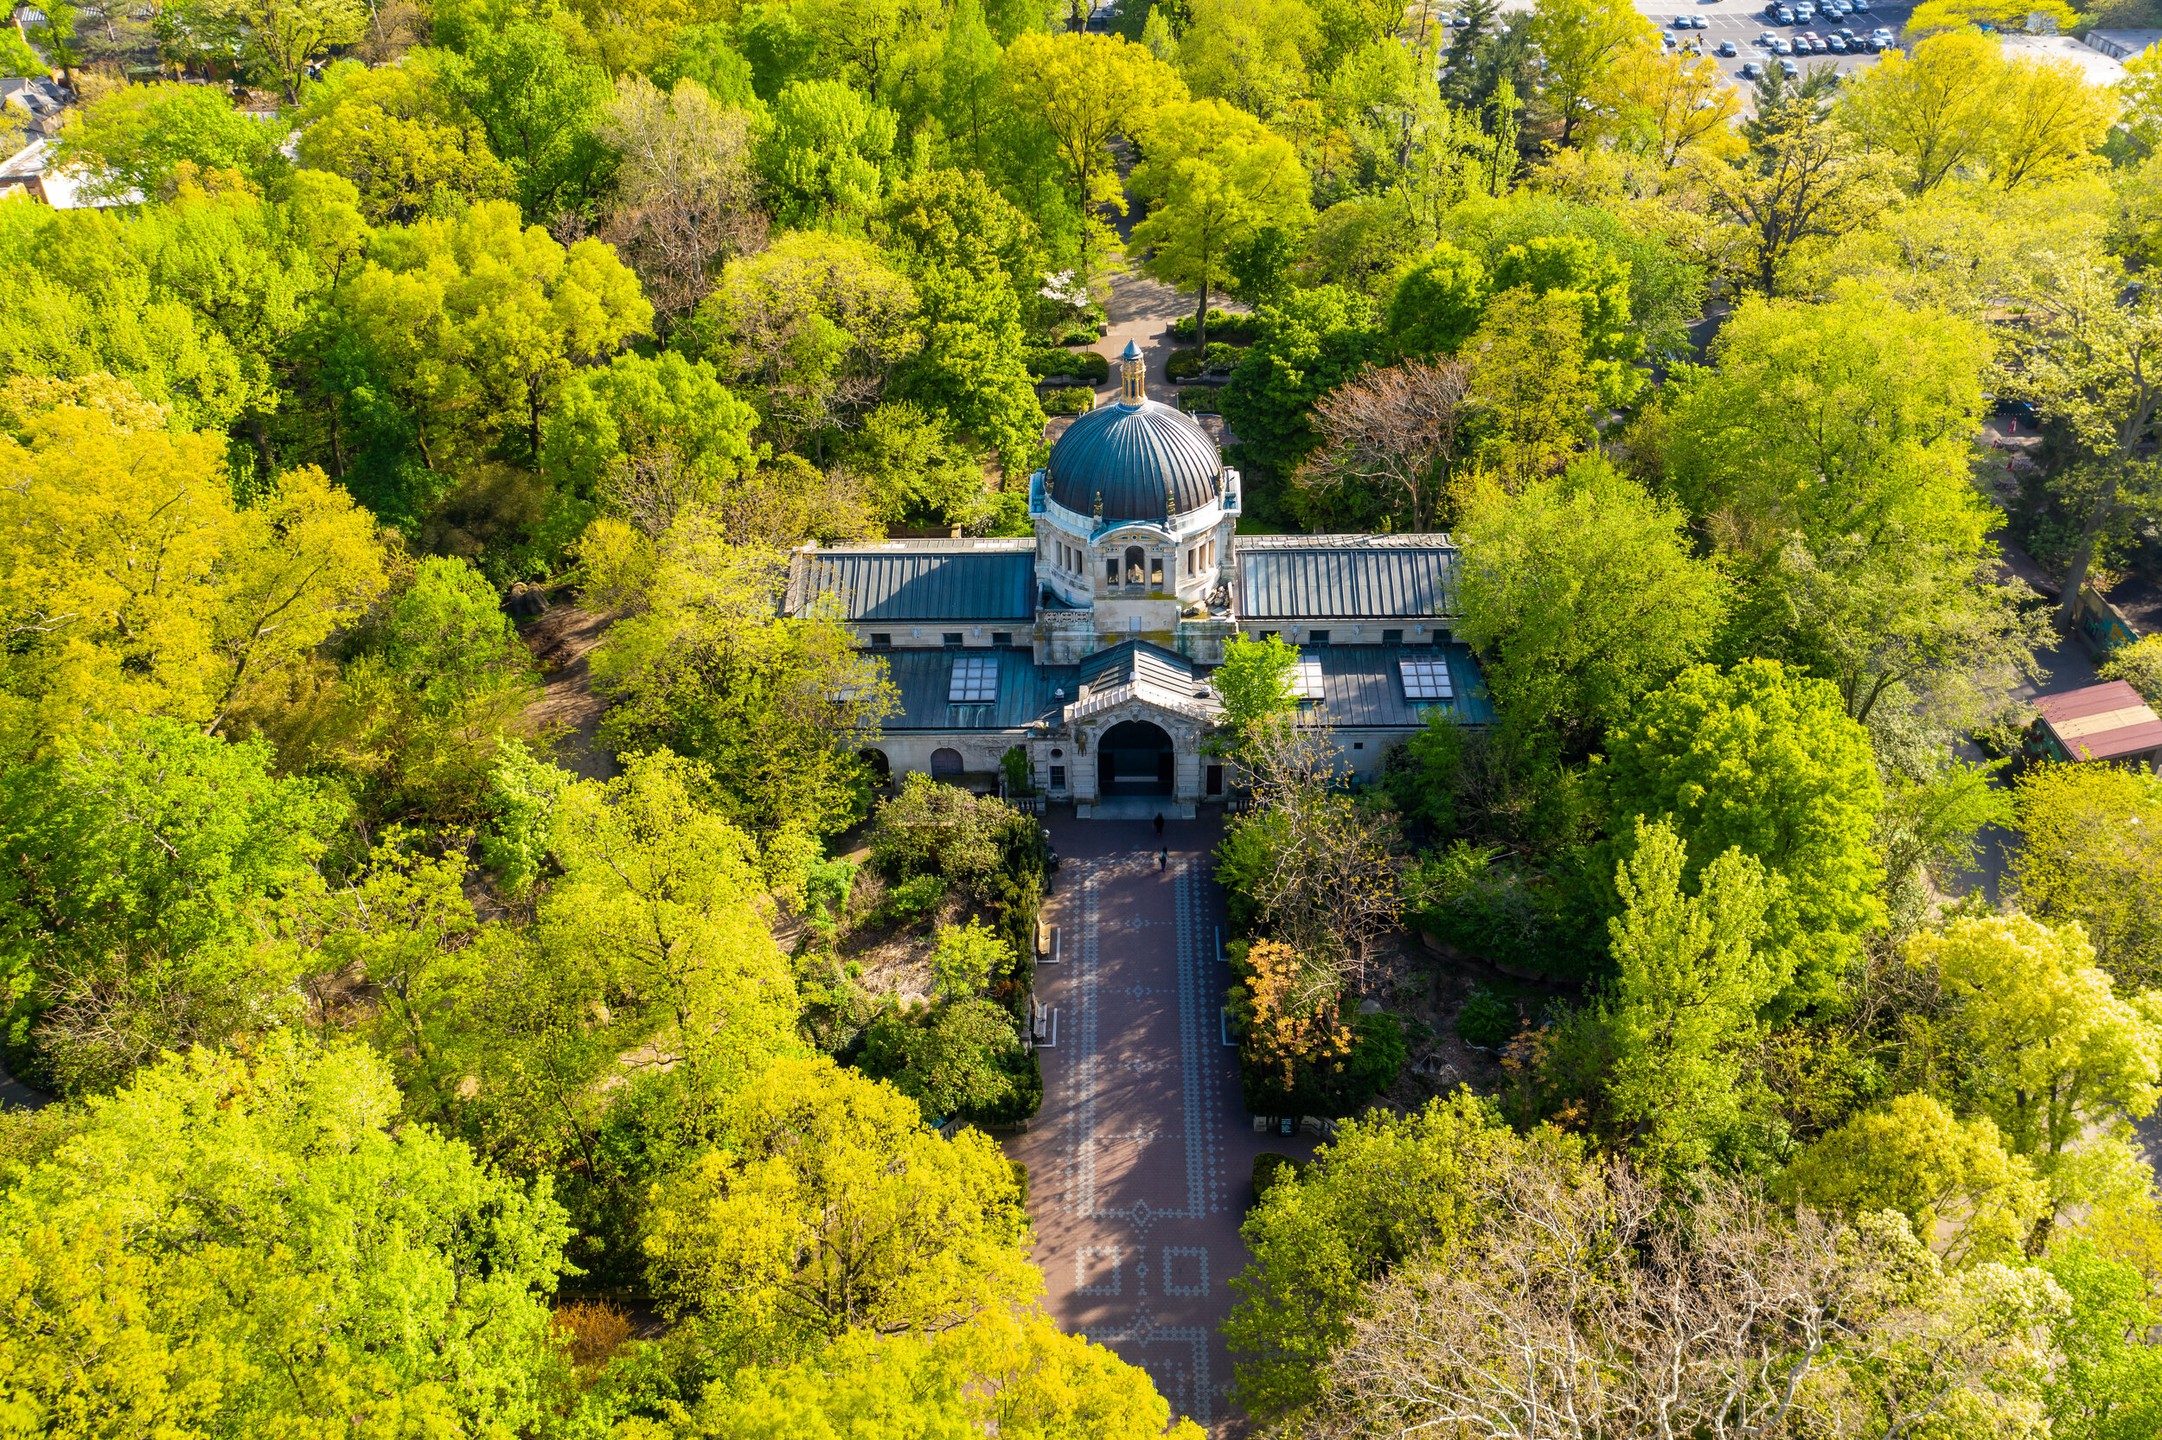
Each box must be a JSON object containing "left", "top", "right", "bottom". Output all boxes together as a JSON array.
[{"left": 6, "top": 0, "right": 2162, "bottom": 1433}]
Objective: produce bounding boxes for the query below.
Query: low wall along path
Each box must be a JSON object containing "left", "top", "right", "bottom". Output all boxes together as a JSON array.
[{"left": 1004, "top": 814, "right": 1306, "bottom": 1433}]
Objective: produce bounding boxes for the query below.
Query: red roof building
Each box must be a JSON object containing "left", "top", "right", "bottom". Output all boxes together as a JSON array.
[{"left": 2028, "top": 680, "right": 2162, "bottom": 770}]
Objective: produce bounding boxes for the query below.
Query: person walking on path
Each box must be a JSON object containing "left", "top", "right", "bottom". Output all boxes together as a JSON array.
[
  {"left": 1153, "top": 812, "right": 1165, "bottom": 835},
  {"left": 1159, "top": 846, "right": 1168, "bottom": 870}
]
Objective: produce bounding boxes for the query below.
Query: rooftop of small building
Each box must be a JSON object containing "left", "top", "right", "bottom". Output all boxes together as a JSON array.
[{"left": 2032, "top": 680, "right": 2162, "bottom": 762}]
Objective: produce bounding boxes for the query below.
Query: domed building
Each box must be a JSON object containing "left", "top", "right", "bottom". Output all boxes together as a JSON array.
[{"left": 784, "top": 342, "right": 1492, "bottom": 814}]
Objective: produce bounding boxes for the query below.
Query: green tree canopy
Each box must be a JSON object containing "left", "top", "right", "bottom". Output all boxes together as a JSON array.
[
  {"left": 0, "top": 720, "right": 346, "bottom": 1094},
  {"left": 1604, "top": 659, "right": 1884, "bottom": 1010},
  {"left": 0, "top": 1036, "right": 570, "bottom": 1435},
  {"left": 1455, "top": 455, "right": 1727, "bottom": 749},
  {"left": 296, "top": 54, "right": 515, "bottom": 225},
  {"left": 1127, "top": 97, "right": 1313, "bottom": 349},
  {"left": 643, "top": 1055, "right": 1036, "bottom": 1368},
  {"left": 2013, "top": 764, "right": 2162, "bottom": 990},
  {"left": 53, "top": 82, "right": 285, "bottom": 200}
]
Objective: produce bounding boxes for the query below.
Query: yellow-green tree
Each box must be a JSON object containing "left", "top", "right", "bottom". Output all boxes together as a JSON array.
[
  {"left": 584, "top": 516, "right": 896, "bottom": 837},
  {"left": 1912, "top": 912, "right": 2162, "bottom": 1226},
  {"left": 1842, "top": 32, "right": 1983, "bottom": 190},
  {"left": 1529, "top": 0, "right": 1657, "bottom": 148},
  {"left": 0, "top": 384, "right": 388, "bottom": 756},
  {"left": 2012, "top": 763, "right": 2162, "bottom": 989},
  {"left": 335, "top": 198, "right": 652, "bottom": 476},
  {"left": 1464, "top": 286, "right": 1597, "bottom": 483},
  {"left": 1128, "top": 98, "right": 1313, "bottom": 349},
  {"left": 541, "top": 750, "right": 803, "bottom": 1116},
  {"left": 1001, "top": 31, "right": 1187, "bottom": 257},
  {"left": 1781, "top": 1092, "right": 2047, "bottom": 1264},
  {"left": 0, "top": 1036, "right": 571, "bottom": 1437},
  {"left": 643, "top": 1056, "right": 1036, "bottom": 1367},
  {"left": 1177, "top": 0, "right": 1320, "bottom": 119},
  {"left": 686, "top": 1310, "right": 1204, "bottom": 1438},
  {"left": 1600, "top": 817, "right": 1775, "bottom": 1176},
  {"left": 296, "top": 56, "right": 515, "bottom": 224}
]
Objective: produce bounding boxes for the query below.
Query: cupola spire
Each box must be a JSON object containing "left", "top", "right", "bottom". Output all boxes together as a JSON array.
[{"left": 1118, "top": 339, "right": 1145, "bottom": 406}]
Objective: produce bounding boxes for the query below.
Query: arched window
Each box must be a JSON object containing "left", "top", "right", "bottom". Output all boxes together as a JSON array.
[
  {"left": 930, "top": 747, "right": 964, "bottom": 778},
  {"left": 1124, "top": 545, "right": 1144, "bottom": 585}
]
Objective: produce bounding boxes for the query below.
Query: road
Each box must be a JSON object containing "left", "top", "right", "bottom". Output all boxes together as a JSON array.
[{"left": 1004, "top": 815, "right": 1310, "bottom": 1434}]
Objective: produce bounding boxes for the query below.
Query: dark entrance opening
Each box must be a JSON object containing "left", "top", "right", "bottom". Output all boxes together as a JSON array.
[
  {"left": 930, "top": 747, "right": 964, "bottom": 778},
  {"left": 1098, "top": 719, "right": 1174, "bottom": 797},
  {"left": 859, "top": 748, "right": 890, "bottom": 781}
]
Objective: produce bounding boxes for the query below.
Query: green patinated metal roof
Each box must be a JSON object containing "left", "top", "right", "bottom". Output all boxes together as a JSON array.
[
  {"left": 1233, "top": 535, "right": 1461, "bottom": 620},
  {"left": 1046, "top": 399, "right": 1222, "bottom": 522},
  {"left": 787, "top": 541, "right": 1037, "bottom": 623}
]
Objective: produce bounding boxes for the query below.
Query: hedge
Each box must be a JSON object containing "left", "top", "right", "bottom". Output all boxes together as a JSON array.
[
  {"left": 1042, "top": 386, "right": 1095, "bottom": 416},
  {"left": 1170, "top": 309, "right": 1259, "bottom": 345},
  {"left": 1025, "top": 347, "right": 1110, "bottom": 383}
]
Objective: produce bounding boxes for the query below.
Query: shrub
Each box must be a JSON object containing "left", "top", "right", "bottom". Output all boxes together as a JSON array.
[
  {"left": 872, "top": 873, "right": 948, "bottom": 928},
  {"left": 1041, "top": 385, "right": 1094, "bottom": 416},
  {"left": 868, "top": 774, "right": 1011, "bottom": 889},
  {"left": 1046, "top": 316, "right": 1104, "bottom": 347},
  {"left": 1252, "top": 1151, "right": 1305, "bottom": 1199},
  {"left": 1010, "top": 1159, "right": 1030, "bottom": 1203},
  {"left": 931, "top": 918, "right": 1015, "bottom": 997},
  {"left": 1240, "top": 1010, "right": 1405, "bottom": 1118},
  {"left": 1455, "top": 985, "right": 1517, "bottom": 1049},
  {"left": 999, "top": 745, "right": 1032, "bottom": 796},
  {"left": 860, "top": 997, "right": 1035, "bottom": 1124},
  {"left": 1024, "top": 347, "right": 1110, "bottom": 383},
  {"left": 1404, "top": 841, "right": 1590, "bottom": 982},
  {"left": 1170, "top": 309, "right": 1259, "bottom": 345},
  {"left": 1166, "top": 342, "right": 1244, "bottom": 382},
  {"left": 1178, "top": 387, "right": 1222, "bottom": 414}
]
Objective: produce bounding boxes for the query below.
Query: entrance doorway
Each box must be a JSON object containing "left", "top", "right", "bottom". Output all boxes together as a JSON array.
[{"left": 1098, "top": 720, "right": 1174, "bottom": 797}]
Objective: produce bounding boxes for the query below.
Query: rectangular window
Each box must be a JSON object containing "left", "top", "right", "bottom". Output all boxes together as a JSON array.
[
  {"left": 1185, "top": 548, "right": 1194, "bottom": 576},
  {"left": 869, "top": 633, "right": 892, "bottom": 647},
  {"left": 943, "top": 632, "right": 964, "bottom": 648},
  {"left": 949, "top": 655, "right": 1000, "bottom": 702},
  {"left": 1150, "top": 556, "right": 1165, "bottom": 586},
  {"left": 991, "top": 632, "right": 1012, "bottom": 647},
  {"left": 1399, "top": 657, "right": 1454, "bottom": 701},
  {"left": 1291, "top": 657, "right": 1325, "bottom": 703},
  {"left": 1382, "top": 628, "right": 1403, "bottom": 645},
  {"left": 1050, "top": 764, "right": 1066, "bottom": 789},
  {"left": 1106, "top": 558, "right": 1118, "bottom": 583},
  {"left": 1353, "top": 741, "right": 1364, "bottom": 750},
  {"left": 1306, "top": 629, "right": 1330, "bottom": 646},
  {"left": 1206, "top": 764, "right": 1223, "bottom": 796},
  {"left": 1258, "top": 629, "right": 1279, "bottom": 640}
]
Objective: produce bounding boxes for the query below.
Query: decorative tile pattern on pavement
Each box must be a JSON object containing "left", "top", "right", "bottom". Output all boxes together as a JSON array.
[{"left": 1004, "top": 816, "right": 1310, "bottom": 1435}]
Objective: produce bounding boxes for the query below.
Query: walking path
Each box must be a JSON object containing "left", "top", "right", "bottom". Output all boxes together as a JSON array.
[{"left": 1004, "top": 813, "right": 1301, "bottom": 1433}]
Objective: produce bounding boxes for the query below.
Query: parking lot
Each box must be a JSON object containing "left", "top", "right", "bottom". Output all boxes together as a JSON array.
[
  {"left": 1487, "top": 0, "right": 1916, "bottom": 93},
  {"left": 1646, "top": 0, "right": 1915, "bottom": 87}
]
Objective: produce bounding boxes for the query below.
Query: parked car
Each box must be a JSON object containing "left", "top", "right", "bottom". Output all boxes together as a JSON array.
[
  {"left": 1852, "top": 0, "right": 1872, "bottom": 10},
  {"left": 1691, "top": 14, "right": 1707, "bottom": 25},
  {"left": 1717, "top": 39, "right": 1737, "bottom": 54},
  {"left": 1776, "top": 5, "right": 1794, "bottom": 21},
  {"left": 1672, "top": 13, "right": 1693, "bottom": 24},
  {"left": 1826, "top": 33, "right": 1847, "bottom": 51},
  {"left": 1771, "top": 36, "right": 1793, "bottom": 53},
  {"left": 1804, "top": 32, "right": 1828, "bottom": 51},
  {"left": 1780, "top": 58, "right": 1801, "bottom": 75},
  {"left": 1739, "top": 60, "right": 1763, "bottom": 77},
  {"left": 1794, "top": 1, "right": 1815, "bottom": 19}
]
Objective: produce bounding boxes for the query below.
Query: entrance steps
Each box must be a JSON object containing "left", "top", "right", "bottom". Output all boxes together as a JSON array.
[{"left": 1076, "top": 797, "right": 1196, "bottom": 820}]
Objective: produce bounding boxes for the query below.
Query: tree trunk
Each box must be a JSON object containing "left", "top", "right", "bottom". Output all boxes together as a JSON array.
[
  {"left": 1195, "top": 275, "right": 1209, "bottom": 353},
  {"left": 2054, "top": 465, "right": 2119, "bottom": 631}
]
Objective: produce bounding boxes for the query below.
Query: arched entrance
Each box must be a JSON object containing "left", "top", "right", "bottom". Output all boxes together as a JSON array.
[
  {"left": 930, "top": 747, "right": 964, "bottom": 778},
  {"left": 1098, "top": 719, "right": 1173, "bottom": 797},
  {"left": 859, "top": 748, "right": 890, "bottom": 781}
]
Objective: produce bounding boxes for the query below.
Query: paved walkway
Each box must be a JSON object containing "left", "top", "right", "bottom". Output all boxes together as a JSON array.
[{"left": 1005, "top": 813, "right": 1304, "bottom": 1434}]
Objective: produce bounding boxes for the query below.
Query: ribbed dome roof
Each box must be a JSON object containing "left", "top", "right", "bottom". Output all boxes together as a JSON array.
[{"left": 1047, "top": 399, "right": 1222, "bottom": 522}]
